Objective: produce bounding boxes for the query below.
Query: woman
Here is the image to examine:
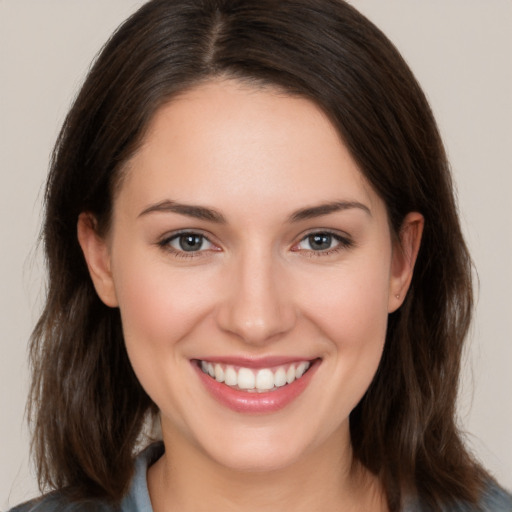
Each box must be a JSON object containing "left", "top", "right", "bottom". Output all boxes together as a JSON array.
[{"left": 8, "top": 0, "right": 512, "bottom": 511}]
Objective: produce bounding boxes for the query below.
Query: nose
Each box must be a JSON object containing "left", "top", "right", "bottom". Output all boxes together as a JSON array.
[{"left": 215, "top": 249, "right": 297, "bottom": 345}]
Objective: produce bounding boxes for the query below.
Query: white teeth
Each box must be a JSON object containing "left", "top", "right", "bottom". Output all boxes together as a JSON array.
[
  {"left": 200, "top": 361, "right": 312, "bottom": 392},
  {"left": 274, "top": 367, "right": 287, "bottom": 387},
  {"left": 238, "top": 368, "right": 255, "bottom": 390},
  {"left": 225, "top": 366, "right": 238, "bottom": 386},
  {"left": 296, "top": 362, "right": 308, "bottom": 378},
  {"left": 214, "top": 364, "right": 224, "bottom": 382},
  {"left": 255, "top": 369, "right": 274, "bottom": 391},
  {"left": 286, "top": 365, "right": 296, "bottom": 384}
]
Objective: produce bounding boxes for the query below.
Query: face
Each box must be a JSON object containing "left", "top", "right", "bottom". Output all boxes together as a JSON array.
[{"left": 80, "top": 79, "right": 418, "bottom": 473}]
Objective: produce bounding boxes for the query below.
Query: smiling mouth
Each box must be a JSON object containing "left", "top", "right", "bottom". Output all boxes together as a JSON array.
[{"left": 197, "top": 360, "right": 313, "bottom": 393}]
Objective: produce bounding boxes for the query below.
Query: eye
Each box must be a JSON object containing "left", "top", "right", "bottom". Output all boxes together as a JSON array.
[
  {"left": 293, "top": 231, "right": 352, "bottom": 253},
  {"left": 300, "top": 233, "right": 336, "bottom": 251},
  {"left": 161, "top": 232, "right": 215, "bottom": 253}
]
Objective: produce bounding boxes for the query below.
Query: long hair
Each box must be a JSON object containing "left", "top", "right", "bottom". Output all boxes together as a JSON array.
[{"left": 29, "top": 0, "right": 486, "bottom": 509}]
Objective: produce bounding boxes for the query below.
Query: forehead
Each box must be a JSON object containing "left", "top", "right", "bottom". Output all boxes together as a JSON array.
[{"left": 119, "top": 79, "right": 380, "bottom": 218}]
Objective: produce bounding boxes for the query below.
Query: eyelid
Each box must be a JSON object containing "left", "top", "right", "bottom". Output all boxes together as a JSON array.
[
  {"left": 155, "top": 228, "right": 353, "bottom": 258},
  {"left": 157, "top": 229, "right": 221, "bottom": 257},
  {"left": 291, "top": 229, "right": 354, "bottom": 253}
]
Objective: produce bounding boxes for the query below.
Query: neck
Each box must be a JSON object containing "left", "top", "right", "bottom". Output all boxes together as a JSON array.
[{"left": 148, "top": 423, "right": 387, "bottom": 512}]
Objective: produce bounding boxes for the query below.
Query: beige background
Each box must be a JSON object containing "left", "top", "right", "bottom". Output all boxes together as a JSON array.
[{"left": 1, "top": 0, "right": 511, "bottom": 508}]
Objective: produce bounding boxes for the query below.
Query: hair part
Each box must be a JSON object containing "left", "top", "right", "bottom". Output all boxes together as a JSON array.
[{"left": 30, "top": 0, "right": 486, "bottom": 509}]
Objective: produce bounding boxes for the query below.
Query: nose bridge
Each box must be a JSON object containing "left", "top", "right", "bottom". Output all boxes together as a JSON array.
[{"left": 217, "top": 244, "right": 296, "bottom": 344}]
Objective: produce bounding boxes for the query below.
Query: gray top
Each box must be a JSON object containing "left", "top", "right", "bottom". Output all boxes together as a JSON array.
[
  {"left": 7, "top": 444, "right": 163, "bottom": 512},
  {"left": 119, "top": 442, "right": 163, "bottom": 512},
  {"left": 8, "top": 442, "right": 512, "bottom": 511}
]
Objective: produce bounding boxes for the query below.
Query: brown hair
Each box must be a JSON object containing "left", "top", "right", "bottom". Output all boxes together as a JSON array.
[{"left": 29, "top": 0, "right": 487, "bottom": 509}]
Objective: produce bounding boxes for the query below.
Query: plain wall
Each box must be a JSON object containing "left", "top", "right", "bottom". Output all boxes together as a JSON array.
[{"left": 1, "top": 0, "right": 511, "bottom": 508}]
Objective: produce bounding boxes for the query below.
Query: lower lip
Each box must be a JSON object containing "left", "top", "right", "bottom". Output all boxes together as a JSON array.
[{"left": 193, "top": 360, "right": 319, "bottom": 414}]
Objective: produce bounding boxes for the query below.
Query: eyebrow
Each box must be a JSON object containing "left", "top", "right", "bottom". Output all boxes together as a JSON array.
[
  {"left": 288, "top": 201, "right": 371, "bottom": 222},
  {"left": 138, "top": 199, "right": 370, "bottom": 223},
  {"left": 138, "top": 200, "right": 226, "bottom": 223}
]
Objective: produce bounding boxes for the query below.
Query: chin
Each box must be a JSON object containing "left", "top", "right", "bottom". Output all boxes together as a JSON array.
[
  {"left": 192, "top": 419, "right": 332, "bottom": 474},
  {"left": 206, "top": 441, "right": 307, "bottom": 474}
]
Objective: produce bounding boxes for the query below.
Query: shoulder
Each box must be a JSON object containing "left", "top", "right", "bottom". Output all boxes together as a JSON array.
[
  {"left": 7, "top": 493, "right": 115, "bottom": 512},
  {"left": 476, "top": 480, "right": 512, "bottom": 512},
  {"left": 443, "top": 480, "right": 512, "bottom": 511},
  {"left": 403, "top": 480, "right": 512, "bottom": 512},
  {"left": 7, "top": 442, "right": 164, "bottom": 512}
]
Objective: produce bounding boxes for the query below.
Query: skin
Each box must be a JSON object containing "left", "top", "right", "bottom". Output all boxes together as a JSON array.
[{"left": 78, "top": 79, "right": 423, "bottom": 512}]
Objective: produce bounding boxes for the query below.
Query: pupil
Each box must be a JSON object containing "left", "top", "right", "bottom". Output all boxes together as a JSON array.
[
  {"left": 179, "top": 234, "right": 202, "bottom": 251},
  {"left": 310, "top": 233, "right": 331, "bottom": 250}
]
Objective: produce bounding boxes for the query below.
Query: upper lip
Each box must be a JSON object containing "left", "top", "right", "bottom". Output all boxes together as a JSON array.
[{"left": 193, "top": 356, "right": 318, "bottom": 369}]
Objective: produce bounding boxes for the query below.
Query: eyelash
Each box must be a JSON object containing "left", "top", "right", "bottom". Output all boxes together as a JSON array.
[
  {"left": 157, "top": 231, "right": 217, "bottom": 259},
  {"left": 291, "top": 231, "right": 354, "bottom": 257},
  {"left": 157, "top": 230, "right": 354, "bottom": 259}
]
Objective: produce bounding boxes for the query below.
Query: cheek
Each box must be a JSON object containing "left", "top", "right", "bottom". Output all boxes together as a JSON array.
[
  {"left": 110, "top": 254, "right": 220, "bottom": 420},
  {"left": 306, "top": 256, "right": 391, "bottom": 344},
  {"left": 300, "top": 254, "right": 391, "bottom": 406},
  {"left": 110, "top": 250, "right": 215, "bottom": 364}
]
